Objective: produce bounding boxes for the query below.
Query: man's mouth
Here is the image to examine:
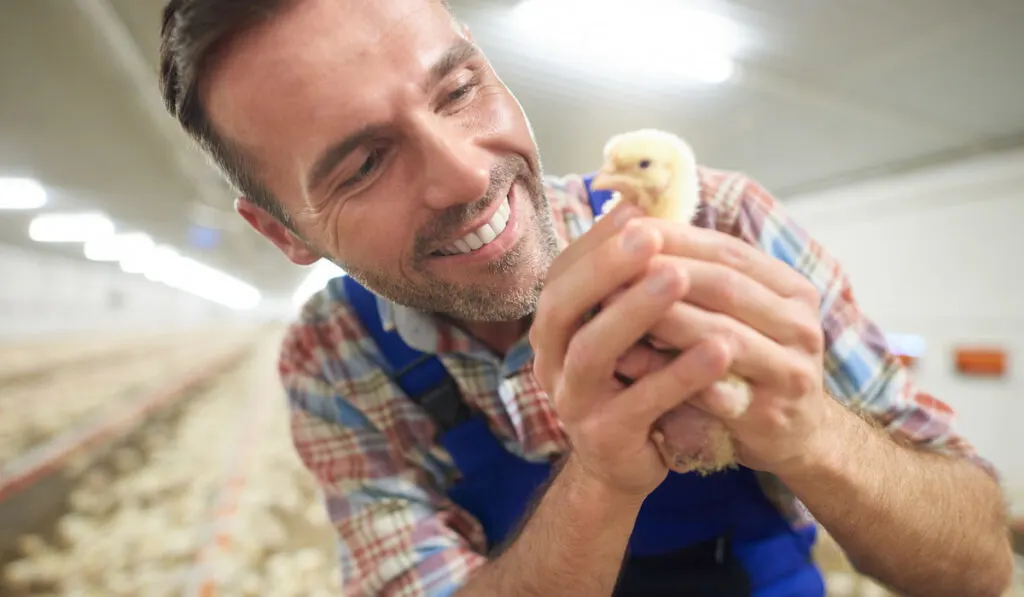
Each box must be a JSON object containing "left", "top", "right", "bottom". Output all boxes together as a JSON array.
[{"left": 431, "top": 192, "right": 512, "bottom": 257}]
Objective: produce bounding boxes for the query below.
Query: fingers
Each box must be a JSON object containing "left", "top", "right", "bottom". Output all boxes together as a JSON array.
[
  {"left": 615, "top": 337, "right": 734, "bottom": 431},
  {"left": 557, "top": 261, "right": 689, "bottom": 421},
  {"left": 531, "top": 221, "right": 664, "bottom": 391},
  {"left": 615, "top": 344, "right": 674, "bottom": 384},
  {"left": 653, "top": 256, "right": 820, "bottom": 353},
  {"left": 544, "top": 201, "right": 643, "bottom": 284},
  {"left": 647, "top": 299, "right": 799, "bottom": 390},
  {"left": 638, "top": 218, "right": 822, "bottom": 309}
]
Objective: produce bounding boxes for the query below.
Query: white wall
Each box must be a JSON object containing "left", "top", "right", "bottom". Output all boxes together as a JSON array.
[
  {"left": 0, "top": 243, "right": 247, "bottom": 342},
  {"left": 783, "top": 148, "right": 1024, "bottom": 501}
]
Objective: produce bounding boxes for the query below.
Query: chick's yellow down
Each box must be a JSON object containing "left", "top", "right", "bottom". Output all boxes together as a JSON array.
[
  {"left": 590, "top": 129, "right": 750, "bottom": 475},
  {"left": 591, "top": 129, "right": 702, "bottom": 222}
]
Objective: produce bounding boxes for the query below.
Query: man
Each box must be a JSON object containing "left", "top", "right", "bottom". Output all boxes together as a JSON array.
[{"left": 159, "top": 1, "right": 1014, "bottom": 595}]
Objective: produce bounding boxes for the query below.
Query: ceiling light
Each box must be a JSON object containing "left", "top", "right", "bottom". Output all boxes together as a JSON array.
[
  {"left": 119, "top": 248, "right": 155, "bottom": 274},
  {"left": 140, "top": 245, "right": 181, "bottom": 281},
  {"left": 28, "top": 212, "right": 114, "bottom": 243},
  {"left": 84, "top": 232, "right": 155, "bottom": 262},
  {"left": 28, "top": 206, "right": 260, "bottom": 310},
  {"left": 159, "top": 255, "right": 261, "bottom": 310},
  {"left": 0, "top": 177, "right": 47, "bottom": 210},
  {"left": 512, "top": 0, "right": 740, "bottom": 85},
  {"left": 127, "top": 244, "right": 260, "bottom": 310}
]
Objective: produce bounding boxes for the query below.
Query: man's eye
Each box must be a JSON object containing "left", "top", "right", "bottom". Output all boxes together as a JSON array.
[
  {"left": 339, "top": 148, "right": 385, "bottom": 191},
  {"left": 448, "top": 84, "right": 473, "bottom": 102},
  {"left": 352, "top": 149, "right": 383, "bottom": 182},
  {"left": 444, "top": 78, "right": 479, "bottom": 107}
]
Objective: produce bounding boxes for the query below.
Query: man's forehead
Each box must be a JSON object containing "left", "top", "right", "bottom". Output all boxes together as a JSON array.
[
  {"left": 203, "top": 0, "right": 464, "bottom": 135},
  {"left": 225, "top": 0, "right": 456, "bottom": 66}
]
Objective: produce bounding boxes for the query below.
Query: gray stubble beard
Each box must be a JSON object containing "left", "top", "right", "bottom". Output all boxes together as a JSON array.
[{"left": 340, "top": 171, "right": 560, "bottom": 323}]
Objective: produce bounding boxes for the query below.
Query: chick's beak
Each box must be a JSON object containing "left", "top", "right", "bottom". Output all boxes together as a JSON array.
[{"left": 590, "top": 167, "right": 635, "bottom": 195}]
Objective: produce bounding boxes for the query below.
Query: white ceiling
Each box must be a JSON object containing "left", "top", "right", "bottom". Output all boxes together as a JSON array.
[{"left": 1, "top": 0, "right": 1022, "bottom": 304}]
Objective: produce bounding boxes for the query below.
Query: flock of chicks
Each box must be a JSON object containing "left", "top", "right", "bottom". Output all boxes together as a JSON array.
[
  {"left": 0, "top": 334, "right": 234, "bottom": 466},
  {"left": 1, "top": 331, "right": 342, "bottom": 596}
]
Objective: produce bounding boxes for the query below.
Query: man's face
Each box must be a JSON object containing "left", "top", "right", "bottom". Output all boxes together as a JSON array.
[{"left": 203, "top": 0, "right": 560, "bottom": 321}]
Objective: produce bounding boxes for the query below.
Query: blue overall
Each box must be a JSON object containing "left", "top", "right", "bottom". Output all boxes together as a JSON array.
[{"left": 341, "top": 174, "right": 825, "bottom": 596}]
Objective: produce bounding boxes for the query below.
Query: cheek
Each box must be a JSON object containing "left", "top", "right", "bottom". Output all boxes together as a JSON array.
[{"left": 330, "top": 186, "right": 419, "bottom": 271}]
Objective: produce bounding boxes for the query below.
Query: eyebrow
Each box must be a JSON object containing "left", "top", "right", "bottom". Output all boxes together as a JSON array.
[
  {"left": 305, "top": 38, "right": 481, "bottom": 194},
  {"left": 425, "top": 37, "right": 479, "bottom": 91}
]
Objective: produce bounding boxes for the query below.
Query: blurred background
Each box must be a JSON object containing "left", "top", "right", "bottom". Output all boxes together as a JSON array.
[{"left": 0, "top": 0, "right": 1021, "bottom": 595}]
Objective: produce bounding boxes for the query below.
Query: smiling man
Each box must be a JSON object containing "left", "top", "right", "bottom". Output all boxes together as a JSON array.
[{"left": 159, "top": 1, "right": 1014, "bottom": 596}]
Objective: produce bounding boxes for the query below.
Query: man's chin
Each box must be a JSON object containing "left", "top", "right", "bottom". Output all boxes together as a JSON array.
[{"left": 438, "top": 273, "right": 543, "bottom": 322}]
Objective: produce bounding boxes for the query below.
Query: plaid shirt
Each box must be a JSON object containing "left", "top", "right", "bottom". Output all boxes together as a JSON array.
[{"left": 279, "top": 166, "right": 996, "bottom": 597}]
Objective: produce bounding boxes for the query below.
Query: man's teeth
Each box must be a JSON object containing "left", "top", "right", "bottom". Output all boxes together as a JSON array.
[{"left": 440, "top": 196, "right": 511, "bottom": 256}]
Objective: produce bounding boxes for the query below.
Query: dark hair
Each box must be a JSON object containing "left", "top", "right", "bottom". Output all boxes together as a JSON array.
[
  {"left": 159, "top": 0, "right": 457, "bottom": 227},
  {"left": 159, "top": 0, "right": 291, "bottom": 224}
]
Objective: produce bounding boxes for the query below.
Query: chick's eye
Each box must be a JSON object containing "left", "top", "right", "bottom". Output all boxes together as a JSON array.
[{"left": 638, "top": 159, "right": 652, "bottom": 169}]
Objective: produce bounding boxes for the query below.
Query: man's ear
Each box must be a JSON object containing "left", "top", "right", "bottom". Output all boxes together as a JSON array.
[{"left": 235, "top": 197, "right": 320, "bottom": 266}]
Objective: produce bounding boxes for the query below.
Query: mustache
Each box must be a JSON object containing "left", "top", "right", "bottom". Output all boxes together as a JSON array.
[{"left": 414, "top": 157, "right": 525, "bottom": 255}]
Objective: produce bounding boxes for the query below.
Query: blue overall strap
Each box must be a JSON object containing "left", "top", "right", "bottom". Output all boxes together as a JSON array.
[
  {"left": 581, "top": 172, "right": 617, "bottom": 217},
  {"left": 342, "top": 275, "right": 470, "bottom": 432}
]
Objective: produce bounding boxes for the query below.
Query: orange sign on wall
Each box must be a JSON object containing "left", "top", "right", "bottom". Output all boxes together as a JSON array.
[{"left": 954, "top": 346, "right": 1007, "bottom": 377}]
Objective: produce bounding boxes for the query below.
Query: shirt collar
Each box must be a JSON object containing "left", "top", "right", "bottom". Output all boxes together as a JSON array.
[
  {"left": 376, "top": 294, "right": 398, "bottom": 332},
  {"left": 376, "top": 294, "right": 443, "bottom": 354}
]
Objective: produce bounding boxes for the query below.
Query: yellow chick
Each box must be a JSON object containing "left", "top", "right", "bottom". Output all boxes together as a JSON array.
[
  {"left": 590, "top": 128, "right": 702, "bottom": 223},
  {"left": 590, "top": 129, "right": 750, "bottom": 475}
]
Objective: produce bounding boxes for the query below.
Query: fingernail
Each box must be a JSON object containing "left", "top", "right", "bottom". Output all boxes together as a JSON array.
[
  {"left": 715, "top": 336, "right": 737, "bottom": 363},
  {"left": 622, "top": 225, "right": 650, "bottom": 253},
  {"left": 645, "top": 268, "right": 674, "bottom": 294},
  {"left": 699, "top": 337, "right": 731, "bottom": 366},
  {"left": 613, "top": 205, "right": 640, "bottom": 228}
]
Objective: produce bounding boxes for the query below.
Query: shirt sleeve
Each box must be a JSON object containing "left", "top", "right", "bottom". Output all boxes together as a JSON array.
[
  {"left": 711, "top": 171, "right": 999, "bottom": 479},
  {"left": 278, "top": 312, "right": 488, "bottom": 597}
]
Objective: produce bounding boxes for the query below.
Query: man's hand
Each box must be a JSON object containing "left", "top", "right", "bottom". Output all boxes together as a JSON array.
[
  {"left": 530, "top": 205, "right": 735, "bottom": 498},
  {"left": 627, "top": 218, "right": 836, "bottom": 477},
  {"left": 550, "top": 214, "right": 1013, "bottom": 596},
  {"left": 453, "top": 205, "right": 739, "bottom": 597},
  {"left": 552, "top": 208, "right": 834, "bottom": 477}
]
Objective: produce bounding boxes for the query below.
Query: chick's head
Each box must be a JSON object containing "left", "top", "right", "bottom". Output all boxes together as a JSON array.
[{"left": 590, "top": 129, "right": 697, "bottom": 218}]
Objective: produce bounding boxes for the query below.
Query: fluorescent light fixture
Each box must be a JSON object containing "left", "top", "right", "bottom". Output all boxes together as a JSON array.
[
  {"left": 29, "top": 208, "right": 260, "bottom": 309},
  {"left": 0, "top": 177, "right": 47, "bottom": 210},
  {"left": 84, "top": 232, "right": 155, "bottom": 262},
  {"left": 159, "top": 255, "right": 262, "bottom": 310},
  {"left": 512, "top": 0, "right": 739, "bottom": 85},
  {"left": 140, "top": 245, "right": 181, "bottom": 281},
  {"left": 122, "top": 243, "right": 261, "bottom": 310},
  {"left": 28, "top": 212, "right": 115, "bottom": 243},
  {"left": 292, "top": 259, "right": 347, "bottom": 309}
]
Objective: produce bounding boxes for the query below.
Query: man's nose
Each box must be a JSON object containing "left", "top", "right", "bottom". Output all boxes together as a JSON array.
[{"left": 414, "top": 119, "right": 491, "bottom": 210}]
